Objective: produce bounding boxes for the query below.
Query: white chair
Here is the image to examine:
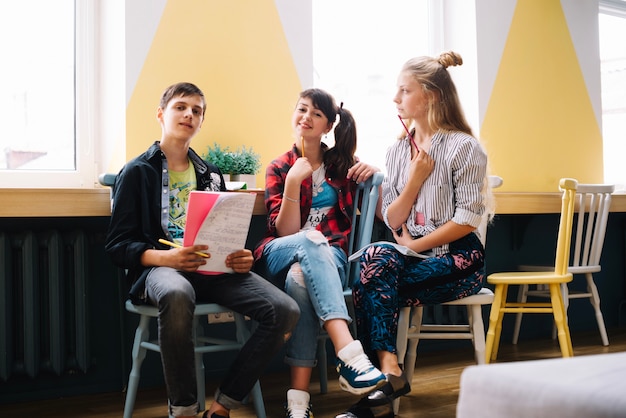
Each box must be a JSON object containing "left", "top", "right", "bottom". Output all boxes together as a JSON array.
[
  {"left": 99, "top": 174, "right": 266, "bottom": 418},
  {"left": 316, "top": 172, "right": 384, "bottom": 394},
  {"left": 512, "top": 183, "right": 614, "bottom": 347},
  {"left": 393, "top": 175, "right": 502, "bottom": 414}
]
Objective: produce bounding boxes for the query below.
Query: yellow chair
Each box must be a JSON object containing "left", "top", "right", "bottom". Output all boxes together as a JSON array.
[{"left": 485, "top": 178, "right": 577, "bottom": 363}]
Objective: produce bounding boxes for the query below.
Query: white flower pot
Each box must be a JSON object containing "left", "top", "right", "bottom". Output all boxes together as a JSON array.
[{"left": 230, "top": 174, "right": 256, "bottom": 188}]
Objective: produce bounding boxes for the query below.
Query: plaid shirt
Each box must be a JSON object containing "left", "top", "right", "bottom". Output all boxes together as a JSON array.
[{"left": 253, "top": 144, "right": 357, "bottom": 260}]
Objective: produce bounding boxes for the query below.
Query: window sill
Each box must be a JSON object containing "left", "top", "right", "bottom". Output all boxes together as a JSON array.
[{"left": 2, "top": 189, "right": 626, "bottom": 217}]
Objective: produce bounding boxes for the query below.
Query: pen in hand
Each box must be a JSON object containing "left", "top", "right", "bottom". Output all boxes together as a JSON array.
[
  {"left": 158, "top": 238, "right": 209, "bottom": 258},
  {"left": 398, "top": 115, "right": 419, "bottom": 152}
]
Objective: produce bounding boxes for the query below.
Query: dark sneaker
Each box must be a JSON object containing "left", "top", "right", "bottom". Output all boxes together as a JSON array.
[
  {"left": 335, "top": 396, "right": 394, "bottom": 418},
  {"left": 202, "top": 412, "right": 228, "bottom": 418},
  {"left": 366, "top": 372, "right": 411, "bottom": 406}
]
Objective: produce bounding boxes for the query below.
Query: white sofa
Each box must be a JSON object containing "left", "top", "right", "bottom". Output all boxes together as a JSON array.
[{"left": 457, "top": 351, "right": 626, "bottom": 418}]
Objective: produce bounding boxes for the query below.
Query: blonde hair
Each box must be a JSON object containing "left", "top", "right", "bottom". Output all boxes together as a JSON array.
[
  {"left": 401, "top": 51, "right": 473, "bottom": 137},
  {"left": 401, "top": 52, "right": 497, "bottom": 233}
]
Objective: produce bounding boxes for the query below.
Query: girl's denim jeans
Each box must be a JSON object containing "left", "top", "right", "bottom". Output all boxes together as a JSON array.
[{"left": 255, "top": 230, "right": 351, "bottom": 368}]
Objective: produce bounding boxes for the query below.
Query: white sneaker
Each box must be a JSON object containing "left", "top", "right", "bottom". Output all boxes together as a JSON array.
[
  {"left": 286, "top": 389, "right": 314, "bottom": 418},
  {"left": 336, "top": 340, "right": 386, "bottom": 395}
]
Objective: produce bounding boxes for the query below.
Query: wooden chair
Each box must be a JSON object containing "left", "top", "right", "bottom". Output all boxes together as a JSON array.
[
  {"left": 316, "top": 172, "right": 384, "bottom": 394},
  {"left": 512, "top": 183, "right": 614, "bottom": 346},
  {"left": 393, "top": 175, "right": 501, "bottom": 414},
  {"left": 485, "top": 178, "right": 578, "bottom": 363},
  {"left": 99, "top": 174, "right": 266, "bottom": 418}
]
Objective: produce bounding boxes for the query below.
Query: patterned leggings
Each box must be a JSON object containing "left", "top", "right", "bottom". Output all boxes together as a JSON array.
[{"left": 352, "top": 232, "right": 485, "bottom": 355}]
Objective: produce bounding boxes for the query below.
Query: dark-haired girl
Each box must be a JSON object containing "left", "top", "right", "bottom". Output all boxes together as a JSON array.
[{"left": 255, "top": 88, "right": 385, "bottom": 418}]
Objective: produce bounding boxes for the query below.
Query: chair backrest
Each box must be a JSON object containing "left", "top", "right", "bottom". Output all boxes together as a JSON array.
[
  {"left": 99, "top": 173, "right": 116, "bottom": 188},
  {"left": 554, "top": 178, "right": 578, "bottom": 275},
  {"left": 346, "top": 172, "right": 384, "bottom": 286},
  {"left": 571, "top": 184, "right": 614, "bottom": 270}
]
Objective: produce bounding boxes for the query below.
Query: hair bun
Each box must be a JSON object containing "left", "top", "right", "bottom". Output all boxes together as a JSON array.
[{"left": 437, "top": 51, "right": 463, "bottom": 68}]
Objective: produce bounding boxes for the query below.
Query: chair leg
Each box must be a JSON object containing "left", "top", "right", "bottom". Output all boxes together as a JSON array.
[
  {"left": 395, "top": 307, "right": 412, "bottom": 368},
  {"left": 404, "top": 306, "right": 423, "bottom": 384},
  {"left": 549, "top": 283, "right": 573, "bottom": 357},
  {"left": 512, "top": 284, "right": 528, "bottom": 344},
  {"left": 124, "top": 315, "right": 151, "bottom": 418},
  {"left": 193, "top": 317, "right": 207, "bottom": 412},
  {"left": 393, "top": 307, "right": 412, "bottom": 417},
  {"left": 586, "top": 273, "right": 609, "bottom": 346},
  {"left": 231, "top": 314, "right": 267, "bottom": 416},
  {"left": 551, "top": 283, "right": 569, "bottom": 341},
  {"left": 317, "top": 338, "right": 329, "bottom": 394},
  {"left": 492, "top": 284, "right": 508, "bottom": 361},
  {"left": 468, "top": 304, "right": 487, "bottom": 365},
  {"left": 250, "top": 380, "right": 266, "bottom": 418},
  {"left": 392, "top": 397, "right": 400, "bottom": 416},
  {"left": 485, "top": 284, "right": 506, "bottom": 364},
  {"left": 195, "top": 351, "right": 206, "bottom": 412}
]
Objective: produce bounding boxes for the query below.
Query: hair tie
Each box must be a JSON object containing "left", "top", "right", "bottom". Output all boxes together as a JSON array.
[{"left": 339, "top": 102, "right": 344, "bottom": 111}]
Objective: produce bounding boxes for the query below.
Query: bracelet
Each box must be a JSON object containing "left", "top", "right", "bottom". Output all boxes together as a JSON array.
[{"left": 283, "top": 194, "right": 300, "bottom": 203}]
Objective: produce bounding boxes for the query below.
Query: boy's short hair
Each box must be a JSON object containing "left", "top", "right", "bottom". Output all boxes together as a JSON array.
[{"left": 160, "top": 82, "right": 206, "bottom": 116}]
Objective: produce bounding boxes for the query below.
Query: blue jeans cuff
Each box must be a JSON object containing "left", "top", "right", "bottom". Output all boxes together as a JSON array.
[
  {"left": 285, "top": 355, "right": 318, "bottom": 368},
  {"left": 214, "top": 388, "right": 242, "bottom": 411}
]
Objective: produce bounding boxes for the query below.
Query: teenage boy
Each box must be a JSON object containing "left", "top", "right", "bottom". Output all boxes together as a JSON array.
[{"left": 105, "top": 82, "right": 299, "bottom": 418}]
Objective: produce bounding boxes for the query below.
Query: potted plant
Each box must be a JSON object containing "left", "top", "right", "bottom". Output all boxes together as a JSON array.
[{"left": 202, "top": 142, "right": 261, "bottom": 187}]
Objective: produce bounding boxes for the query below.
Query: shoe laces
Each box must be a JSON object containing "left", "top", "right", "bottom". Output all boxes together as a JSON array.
[
  {"left": 341, "top": 352, "right": 375, "bottom": 374},
  {"left": 286, "top": 404, "right": 313, "bottom": 418}
]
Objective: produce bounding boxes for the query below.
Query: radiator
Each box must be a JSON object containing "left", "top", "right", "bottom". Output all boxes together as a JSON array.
[{"left": 0, "top": 230, "right": 90, "bottom": 381}]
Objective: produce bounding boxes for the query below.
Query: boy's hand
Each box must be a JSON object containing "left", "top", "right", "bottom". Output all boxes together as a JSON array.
[
  {"left": 154, "top": 245, "right": 209, "bottom": 272},
  {"left": 225, "top": 249, "right": 254, "bottom": 273}
]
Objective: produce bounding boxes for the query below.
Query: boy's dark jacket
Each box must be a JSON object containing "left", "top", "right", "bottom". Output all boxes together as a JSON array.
[{"left": 104, "top": 141, "right": 226, "bottom": 303}]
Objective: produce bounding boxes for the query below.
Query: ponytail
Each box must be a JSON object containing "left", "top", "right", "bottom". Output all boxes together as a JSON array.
[{"left": 324, "top": 105, "right": 357, "bottom": 178}]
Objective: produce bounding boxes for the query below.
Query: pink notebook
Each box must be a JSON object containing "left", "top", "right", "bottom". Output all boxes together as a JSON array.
[{"left": 183, "top": 191, "right": 256, "bottom": 274}]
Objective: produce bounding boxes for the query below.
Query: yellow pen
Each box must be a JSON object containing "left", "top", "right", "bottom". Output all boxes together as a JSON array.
[
  {"left": 158, "top": 238, "right": 209, "bottom": 258},
  {"left": 301, "top": 136, "right": 305, "bottom": 158}
]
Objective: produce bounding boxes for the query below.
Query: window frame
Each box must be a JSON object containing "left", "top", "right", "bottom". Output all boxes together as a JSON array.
[
  {"left": 0, "top": 0, "right": 97, "bottom": 188},
  {"left": 600, "top": 0, "right": 626, "bottom": 18},
  {"left": 599, "top": 0, "right": 626, "bottom": 190}
]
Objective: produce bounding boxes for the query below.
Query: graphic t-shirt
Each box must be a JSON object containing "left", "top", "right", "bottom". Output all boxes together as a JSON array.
[
  {"left": 303, "top": 166, "right": 337, "bottom": 230},
  {"left": 168, "top": 161, "right": 196, "bottom": 243}
]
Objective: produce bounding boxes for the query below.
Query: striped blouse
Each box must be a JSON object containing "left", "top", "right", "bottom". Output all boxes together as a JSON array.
[{"left": 382, "top": 130, "right": 488, "bottom": 255}]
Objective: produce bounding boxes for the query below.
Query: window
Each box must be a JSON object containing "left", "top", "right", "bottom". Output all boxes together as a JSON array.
[
  {"left": 0, "top": 0, "right": 96, "bottom": 187},
  {"left": 599, "top": 0, "right": 626, "bottom": 191},
  {"left": 312, "top": 0, "right": 432, "bottom": 172}
]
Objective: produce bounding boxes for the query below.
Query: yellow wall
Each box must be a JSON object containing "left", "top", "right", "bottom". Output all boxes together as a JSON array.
[
  {"left": 121, "top": 0, "right": 604, "bottom": 192},
  {"left": 479, "top": 0, "right": 603, "bottom": 191},
  {"left": 125, "top": 0, "right": 303, "bottom": 187}
]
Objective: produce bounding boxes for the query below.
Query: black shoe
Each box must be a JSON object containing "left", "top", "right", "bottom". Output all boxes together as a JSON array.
[
  {"left": 335, "top": 397, "right": 394, "bottom": 418},
  {"left": 365, "top": 373, "right": 411, "bottom": 406},
  {"left": 202, "top": 412, "right": 229, "bottom": 418}
]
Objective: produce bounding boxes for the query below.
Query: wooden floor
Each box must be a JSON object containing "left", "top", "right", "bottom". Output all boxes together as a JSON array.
[{"left": 4, "top": 328, "right": 626, "bottom": 418}]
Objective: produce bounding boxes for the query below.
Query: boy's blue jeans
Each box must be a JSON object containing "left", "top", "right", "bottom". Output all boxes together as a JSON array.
[
  {"left": 256, "top": 230, "right": 351, "bottom": 368},
  {"left": 145, "top": 266, "right": 299, "bottom": 417}
]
